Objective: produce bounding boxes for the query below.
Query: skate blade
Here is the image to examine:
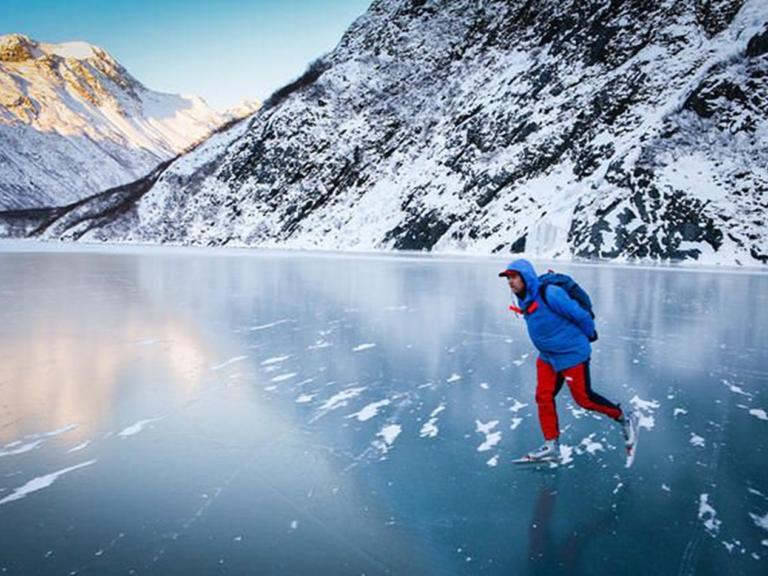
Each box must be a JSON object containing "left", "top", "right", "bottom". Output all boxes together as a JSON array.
[{"left": 513, "top": 456, "right": 560, "bottom": 466}]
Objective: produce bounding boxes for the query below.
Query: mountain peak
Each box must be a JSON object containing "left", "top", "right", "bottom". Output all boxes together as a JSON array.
[
  {"left": 0, "top": 34, "right": 114, "bottom": 64},
  {"left": 0, "top": 34, "right": 38, "bottom": 62}
]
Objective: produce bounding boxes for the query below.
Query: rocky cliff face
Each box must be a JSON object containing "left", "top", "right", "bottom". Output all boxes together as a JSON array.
[
  {"left": 0, "top": 34, "right": 250, "bottom": 210},
  {"left": 4, "top": 1, "right": 766, "bottom": 265}
]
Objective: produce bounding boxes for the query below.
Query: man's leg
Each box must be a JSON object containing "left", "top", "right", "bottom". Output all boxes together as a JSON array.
[
  {"left": 536, "top": 358, "right": 565, "bottom": 441},
  {"left": 562, "top": 360, "right": 622, "bottom": 420}
]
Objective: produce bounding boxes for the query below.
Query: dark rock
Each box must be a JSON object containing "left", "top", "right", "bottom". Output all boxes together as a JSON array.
[
  {"left": 384, "top": 207, "right": 455, "bottom": 251},
  {"left": 747, "top": 24, "right": 768, "bottom": 58},
  {"left": 684, "top": 78, "right": 749, "bottom": 118},
  {"left": 695, "top": 0, "right": 746, "bottom": 38},
  {"left": 510, "top": 235, "right": 527, "bottom": 253}
]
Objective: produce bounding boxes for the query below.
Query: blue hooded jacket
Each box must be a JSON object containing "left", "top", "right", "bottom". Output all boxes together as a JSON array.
[{"left": 503, "top": 259, "right": 596, "bottom": 372}]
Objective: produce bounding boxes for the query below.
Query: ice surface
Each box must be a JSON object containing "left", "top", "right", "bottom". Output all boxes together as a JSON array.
[{"left": 0, "top": 243, "right": 766, "bottom": 575}]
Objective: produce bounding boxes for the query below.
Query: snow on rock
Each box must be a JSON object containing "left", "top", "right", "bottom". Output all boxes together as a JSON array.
[
  {"left": 10, "top": 1, "right": 766, "bottom": 267},
  {"left": 748, "top": 409, "right": 768, "bottom": 421}
]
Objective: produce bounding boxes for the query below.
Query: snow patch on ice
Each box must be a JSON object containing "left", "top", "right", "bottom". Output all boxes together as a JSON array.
[
  {"left": 568, "top": 405, "right": 588, "bottom": 419},
  {"left": 446, "top": 373, "right": 461, "bottom": 383},
  {"left": 476, "top": 420, "right": 501, "bottom": 452},
  {"left": 211, "top": 356, "right": 248, "bottom": 371},
  {"left": 271, "top": 373, "right": 297, "bottom": 383},
  {"left": 0, "top": 440, "right": 43, "bottom": 458},
  {"left": 319, "top": 387, "right": 367, "bottom": 411},
  {"left": 250, "top": 320, "right": 292, "bottom": 331},
  {"left": 352, "top": 343, "right": 376, "bottom": 352},
  {"left": 722, "top": 379, "right": 753, "bottom": 398},
  {"left": 118, "top": 417, "right": 162, "bottom": 438},
  {"left": 579, "top": 434, "right": 605, "bottom": 455},
  {"left": 295, "top": 394, "right": 316, "bottom": 404},
  {"left": 420, "top": 404, "right": 446, "bottom": 438},
  {"left": 475, "top": 420, "right": 497, "bottom": 435},
  {"left": 0, "top": 460, "right": 97, "bottom": 506},
  {"left": 559, "top": 444, "right": 574, "bottom": 465},
  {"left": 1, "top": 424, "right": 78, "bottom": 458},
  {"left": 67, "top": 441, "right": 91, "bottom": 453},
  {"left": 690, "top": 433, "right": 706, "bottom": 447},
  {"left": 373, "top": 424, "right": 402, "bottom": 454},
  {"left": 478, "top": 433, "right": 501, "bottom": 452},
  {"left": 508, "top": 399, "right": 528, "bottom": 413},
  {"left": 748, "top": 409, "right": 768, "bottom": 422},
  {"left": 699, "top": 494, "right": 722, "bottom": 536},
  {"left": 510, "top": 418, "right": 523, "bottom": 430},
  {"left": 486, "top": 455, "right": 499, "bottom": 467},
  {"left": 637, "top": 413, "right": 655, "bottom": 430},
  {"left": 347, "top": 399, "right": 391, "bottom": 422},
  {"left": 630, "top": 395, "right": 660, "bottom": 411},
  {"left": 750, "top": 511, "right": 768, "bottom": 531},
  {"left": 262, "top": 356, "right": 291, "bottom": 365}
]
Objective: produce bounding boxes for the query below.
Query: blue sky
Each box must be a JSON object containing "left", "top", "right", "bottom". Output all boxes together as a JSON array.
[{"left": 1, "top": 0, "right": 373, "bottom": 110}]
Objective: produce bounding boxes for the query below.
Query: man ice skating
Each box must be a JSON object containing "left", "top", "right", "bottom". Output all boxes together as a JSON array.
[{"left": 499, "top": 259, "right": 637, "bottom": 464}]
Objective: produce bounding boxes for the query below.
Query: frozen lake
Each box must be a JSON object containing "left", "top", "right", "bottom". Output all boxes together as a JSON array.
[{"left": 0, "top": 243, "right": 767, "bottom": 575}]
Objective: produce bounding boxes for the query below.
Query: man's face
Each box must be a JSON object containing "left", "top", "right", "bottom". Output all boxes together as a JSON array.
[{"left": 507, "top": 272, "right": 525, "bottom": 296}]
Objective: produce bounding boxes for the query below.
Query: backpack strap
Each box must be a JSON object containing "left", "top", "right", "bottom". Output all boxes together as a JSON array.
[{"left": 538, "top": 284, "right": 552, "bottom": 311}]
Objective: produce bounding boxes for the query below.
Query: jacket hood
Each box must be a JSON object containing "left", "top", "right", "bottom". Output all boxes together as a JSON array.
[{"left": 505, "top": 259, "right": 540, "bottom": 307}]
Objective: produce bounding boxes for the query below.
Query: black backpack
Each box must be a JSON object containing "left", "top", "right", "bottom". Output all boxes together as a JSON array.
[{"left": 538, "top": 271, "right": 595, "bottom": 319}]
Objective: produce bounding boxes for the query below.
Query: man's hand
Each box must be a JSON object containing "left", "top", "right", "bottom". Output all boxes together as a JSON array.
[{"left": 589, "top": 330, "right": 599, "bottom": 343}]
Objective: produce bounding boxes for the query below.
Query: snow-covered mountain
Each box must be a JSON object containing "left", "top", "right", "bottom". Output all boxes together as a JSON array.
[
  {"left": 2, "top": 1, "right": 766, "bottom": 265},
  {"left": 0, "top": 34, "right": 254, "bottom": 209}
]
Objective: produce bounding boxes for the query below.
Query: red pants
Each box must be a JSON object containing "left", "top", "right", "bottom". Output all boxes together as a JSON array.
[{"left": 536, "top": 358, "right": 622, "bottom": 441}]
